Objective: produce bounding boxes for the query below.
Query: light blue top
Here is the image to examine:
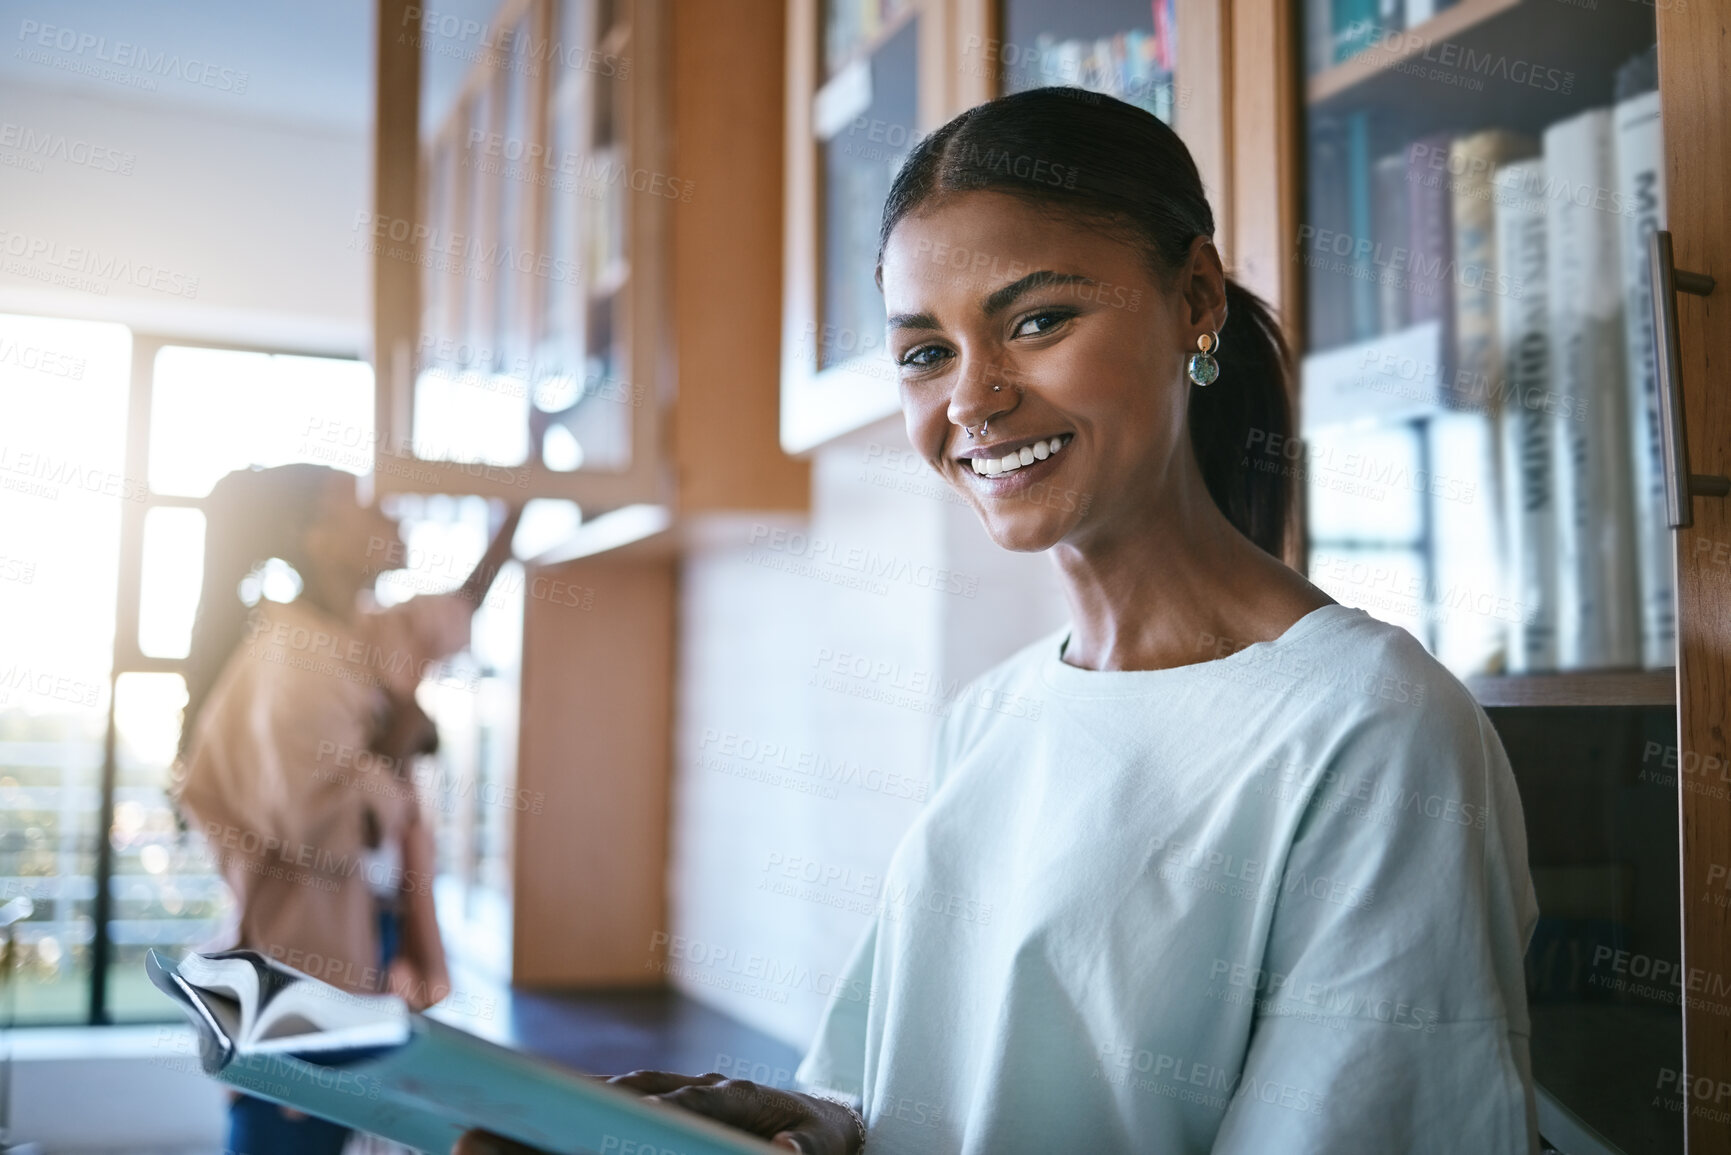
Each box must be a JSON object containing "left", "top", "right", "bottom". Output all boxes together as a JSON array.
[{"left": 795, "top": 604, "right": 1539, "bottom": 1154}]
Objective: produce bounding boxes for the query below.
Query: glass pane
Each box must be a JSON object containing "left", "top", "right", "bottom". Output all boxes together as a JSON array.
[
  {"left": 413, "top": 1, "right": 632, "bottom": 475},
  {"left": 138, "top": 507, "right": 206, "bottom": 660},
  {"left": 465, "top": 89, "right": 498, "bottom": 365},
  {"left": 149, "top": 346, "right": 375, "bottom": 498},
  {"left": 997, "top": 0, "right": 1177, "bottom": 123},
  {"left": 818, "top": 14, "right": 918, "bottom": 371},
  {"left": 1307, "top": 545, "right": 1430, "bottom": 651},
  {"left": 1298, "top": 10, "right": 1665, "bottom": 679},
  {"left": 1498, "top": 705, "right": 1682, "bottom": 1155},
  {"left": 373, "top": 494, "right": 523, "bottom": 980},
  {"left": 1301, "top": 421, "right": 1425, "bottom": 543},
  {"left": 104, "top": 673, "right": 232, "bottom": 1021},
  {"left": 1295, "top": 0, "right": 1672, "bottom": 1143},
  {"left": 493, "top": 35, "right": 533, "bottom": 372},
  {"left": 823, "top": 0, "right": 915, "bottom": 80},
  {"left": 0, "top": 312, "right": 131, "bottom": 1024},
  {"left": 412, "top": 366, "right": 532, "bottom": 467},
  {"left": 538, "top": 0, "right": 592, "bottom": 389}
]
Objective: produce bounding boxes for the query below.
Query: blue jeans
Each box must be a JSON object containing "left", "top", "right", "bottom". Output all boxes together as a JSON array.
[
  {"left": 226, "top": 1092, "right": 351, "bottom": 1155},
  {"left": 226, "top": 906, "right": 401, "bottom": 1153}
]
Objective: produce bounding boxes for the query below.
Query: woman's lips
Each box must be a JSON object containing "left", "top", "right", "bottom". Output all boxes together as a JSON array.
[{"left": 957, "top": 433, "right": 1073, "bottom": 492}]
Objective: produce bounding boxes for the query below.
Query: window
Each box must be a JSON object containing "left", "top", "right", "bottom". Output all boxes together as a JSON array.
[{"left": 2, "top": 322, "right": 521, "bottom": 1023}]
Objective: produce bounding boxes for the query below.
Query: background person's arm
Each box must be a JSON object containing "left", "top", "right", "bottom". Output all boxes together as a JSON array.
[{"left": 456, "top": 500, "right": 525, "bottom": 610}]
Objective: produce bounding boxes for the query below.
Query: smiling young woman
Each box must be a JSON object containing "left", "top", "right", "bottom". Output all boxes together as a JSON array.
[{"left": 456, "top": 87, "right": 1539, "bottom": 1155}]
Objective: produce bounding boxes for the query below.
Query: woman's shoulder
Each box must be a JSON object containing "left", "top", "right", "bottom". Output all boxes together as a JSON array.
[
  {"left": 1282, "top": 608, "right": 1504, "bottom": 809},
  {"left": 1287, "top": 604, "right": 1481, "bottom": 726}
]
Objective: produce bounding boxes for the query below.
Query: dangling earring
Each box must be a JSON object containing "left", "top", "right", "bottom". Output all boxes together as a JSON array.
[{"left": 1187, "top": 330, "right": 1221, "bottom": 386}]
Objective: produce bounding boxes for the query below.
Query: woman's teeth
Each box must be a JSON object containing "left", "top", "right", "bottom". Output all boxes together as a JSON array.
[{"left": 971, "top": 435, "right": 1070, "bottom": 477}]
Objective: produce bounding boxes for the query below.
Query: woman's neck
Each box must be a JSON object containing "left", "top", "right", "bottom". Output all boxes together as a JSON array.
[
  {"left": 1050, "top": 491, "right": 1327, "bottom": 673},
  {"left": 298, "top": 569, "right": 362, "bottom": 624}
]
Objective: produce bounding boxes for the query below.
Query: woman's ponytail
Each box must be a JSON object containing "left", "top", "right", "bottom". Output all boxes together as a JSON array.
[
  {"left": 1188, "top": 277, "right": 1293, "bottom": 560},
  {"left": 179, "top": 463, "right": 337, "bottom": 761}
]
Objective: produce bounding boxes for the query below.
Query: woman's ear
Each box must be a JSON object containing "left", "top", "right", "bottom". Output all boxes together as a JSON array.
[{"left": 1180, "top": 237, "right": 1229, "bottom": 336}]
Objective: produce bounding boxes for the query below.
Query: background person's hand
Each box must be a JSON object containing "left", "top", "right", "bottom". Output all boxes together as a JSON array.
[{"left": 451, "top": 1070, "right": 862, "bottom": 1155}]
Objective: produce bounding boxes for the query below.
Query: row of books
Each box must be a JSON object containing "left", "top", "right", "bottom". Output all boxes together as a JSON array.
[
  {"left": 1501, "top": 50, "right": 1668, "bottom": 673},
  {"left": 1302, "top": 48, "right": 1670, "bottom": 673},
  {"left": 1015, "top": 21, "right": 1177, "bottom": 123}
]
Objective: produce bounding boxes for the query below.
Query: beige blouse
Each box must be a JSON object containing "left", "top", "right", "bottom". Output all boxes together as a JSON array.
[{"left": 176, "top": 593, "right": 470, "bottom": 994}]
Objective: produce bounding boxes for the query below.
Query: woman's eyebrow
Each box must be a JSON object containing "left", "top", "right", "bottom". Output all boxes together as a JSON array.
[
  {"left": 888, "top": 271, "right": 1097, "bottom": 332},
  {"left": 980, "top": 271, "right": 1096, "bottom": 316},
  {"left": 887, "top": 310, "right": 941, "bottom": 331}
]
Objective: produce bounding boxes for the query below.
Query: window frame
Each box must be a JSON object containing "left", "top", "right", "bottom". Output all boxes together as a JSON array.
[{"left": 88, "top": 331, "right": 367, "bottom": 1025}]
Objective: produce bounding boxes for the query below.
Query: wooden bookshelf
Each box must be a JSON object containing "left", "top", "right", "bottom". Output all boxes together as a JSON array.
[
  {"left": 1467, "top": 669, "right": 1677, "bottom": 709},
  {"left": 1308, "top": 0, "right": 1522, "bottom": 104},
  {"left": 1307, "top": 0, "right": 1658, "bottom": 136}
]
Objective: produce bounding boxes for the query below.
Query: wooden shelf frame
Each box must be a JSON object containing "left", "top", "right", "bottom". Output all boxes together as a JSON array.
[
  {"left": 1468, "top": 669, "right": 1678, "bottom": 710},
  {"left": 373, "top": 0, "right": 672, "bottom": 506},
  {"left": 1304, "top": 0, "right": 1658, "bottom": 140},
  {"left": 1307, "top": 0, "right": 1522, "bottom": 105}
]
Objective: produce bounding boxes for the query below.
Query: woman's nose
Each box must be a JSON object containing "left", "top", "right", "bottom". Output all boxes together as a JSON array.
[{"left": 947, "top": 360, "right": 1022, "bottom": 431}]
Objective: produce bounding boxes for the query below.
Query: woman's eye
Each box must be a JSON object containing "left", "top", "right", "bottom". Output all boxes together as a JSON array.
[
  {"left": 898, "top": 345, "right": 950, "bottom": 370},
  {"left": 1013, "top": 310, "right": 1072, "bottom": 339}
]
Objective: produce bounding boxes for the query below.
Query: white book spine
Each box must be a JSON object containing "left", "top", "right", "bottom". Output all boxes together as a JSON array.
[
  {"left": 1544, "top": 109, "right": 1640, "bottom": 670},
  {"left": 1493, "top": 160, "right": 1557, "bottom": 672},
  {"left": 1614, "top": 89, "right": 1674, "bottom": 669}
]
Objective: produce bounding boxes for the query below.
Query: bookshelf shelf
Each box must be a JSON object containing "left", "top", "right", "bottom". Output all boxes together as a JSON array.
[
  {"left": 1307, "top": 0, "right": 1521, "bottom": 106},
  {"left": 1307, "top": 0, "right": 1657, "bottom": 136},
  {"left": 1466, "top": 669, "right": 1676, "bottom": 709}
]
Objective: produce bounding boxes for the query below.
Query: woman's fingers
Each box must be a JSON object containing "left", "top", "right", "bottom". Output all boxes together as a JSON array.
[
  {"left": 605, "top": 1069, "right": 727, "bottom": 1095},
  {"left": 655, "top": 1081, "right": 799, "bottom": 1128}
]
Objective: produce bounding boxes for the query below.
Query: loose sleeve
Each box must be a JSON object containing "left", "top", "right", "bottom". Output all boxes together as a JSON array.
[
  {"left": 1211, "top": 690, "right": 1541, "bottom": 1155},
  {"left": 794, "top": 707, "right": 966, "bottom": 1104},
  {"left": 795, "top": 916, "right": 878, "bottom": 1102}
]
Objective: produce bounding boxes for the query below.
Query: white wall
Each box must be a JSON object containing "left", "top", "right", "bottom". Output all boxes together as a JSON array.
[
  {"left": 668, "top": 423, "right": 1068, "bottom": 1052},
  {"left": 0, "top": 83, "right": 368, "bottom": 351}
]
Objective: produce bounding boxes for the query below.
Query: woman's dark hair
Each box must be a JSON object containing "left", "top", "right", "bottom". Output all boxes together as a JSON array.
[
  {"left": 877, "top": 87, "right": 1294, "bottom": 559},
  {"left": 178, "top": 463, "right": 341, "bottom": 759}
]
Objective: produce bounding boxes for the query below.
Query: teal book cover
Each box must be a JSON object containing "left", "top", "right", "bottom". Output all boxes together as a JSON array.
[{"left": 147, "top": 949, "right": 780, "bottom": 1155}]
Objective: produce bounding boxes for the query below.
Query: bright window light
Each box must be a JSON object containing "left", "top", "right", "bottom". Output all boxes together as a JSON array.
[
  {"left": 138, "top": 507, "right": 206, "bottom": 660},
  {"left": 148, "top": 346, "right": 375, "bottom": 498}
]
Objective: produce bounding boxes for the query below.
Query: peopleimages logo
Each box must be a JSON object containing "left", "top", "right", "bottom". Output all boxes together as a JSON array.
[
  {"left": 16, "top": 20, "right": 250, "bottom": 92},
  {"left": 0, "top": 121, "right": 134, "bottom": 174}
]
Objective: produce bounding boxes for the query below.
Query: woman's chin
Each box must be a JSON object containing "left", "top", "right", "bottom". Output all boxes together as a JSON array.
[{"left": 979, "top": 512, "right": 1072, "bottom": 554}]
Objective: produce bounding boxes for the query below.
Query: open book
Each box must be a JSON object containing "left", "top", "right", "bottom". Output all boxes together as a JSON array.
[{"left": 147, "top": 949, "right": 780, "bottom": 1155}]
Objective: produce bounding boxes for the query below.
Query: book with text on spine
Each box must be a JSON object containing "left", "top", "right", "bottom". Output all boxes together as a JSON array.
[
  {"left": 1493, "top": 159, "right": 1558, "bottom": 674},
  {"left": 147, "top": 949, "right": 780, "bottom": 1155},
  {"left": 1544, "top": 107, "right": 1639, "bottom": 671}
]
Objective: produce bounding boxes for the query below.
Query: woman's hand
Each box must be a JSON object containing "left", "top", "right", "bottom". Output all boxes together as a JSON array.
[
  {"left": 386, "top": 955, "right": 447, "bottom": 1012},
  {"left": 450, "top": 1070, "right": 863, "bottom": 1155}
]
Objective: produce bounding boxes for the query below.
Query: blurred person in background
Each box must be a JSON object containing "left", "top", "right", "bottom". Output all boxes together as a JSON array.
[{"left": 173, "top": 463, "right": 520, "bottom": 1155}]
